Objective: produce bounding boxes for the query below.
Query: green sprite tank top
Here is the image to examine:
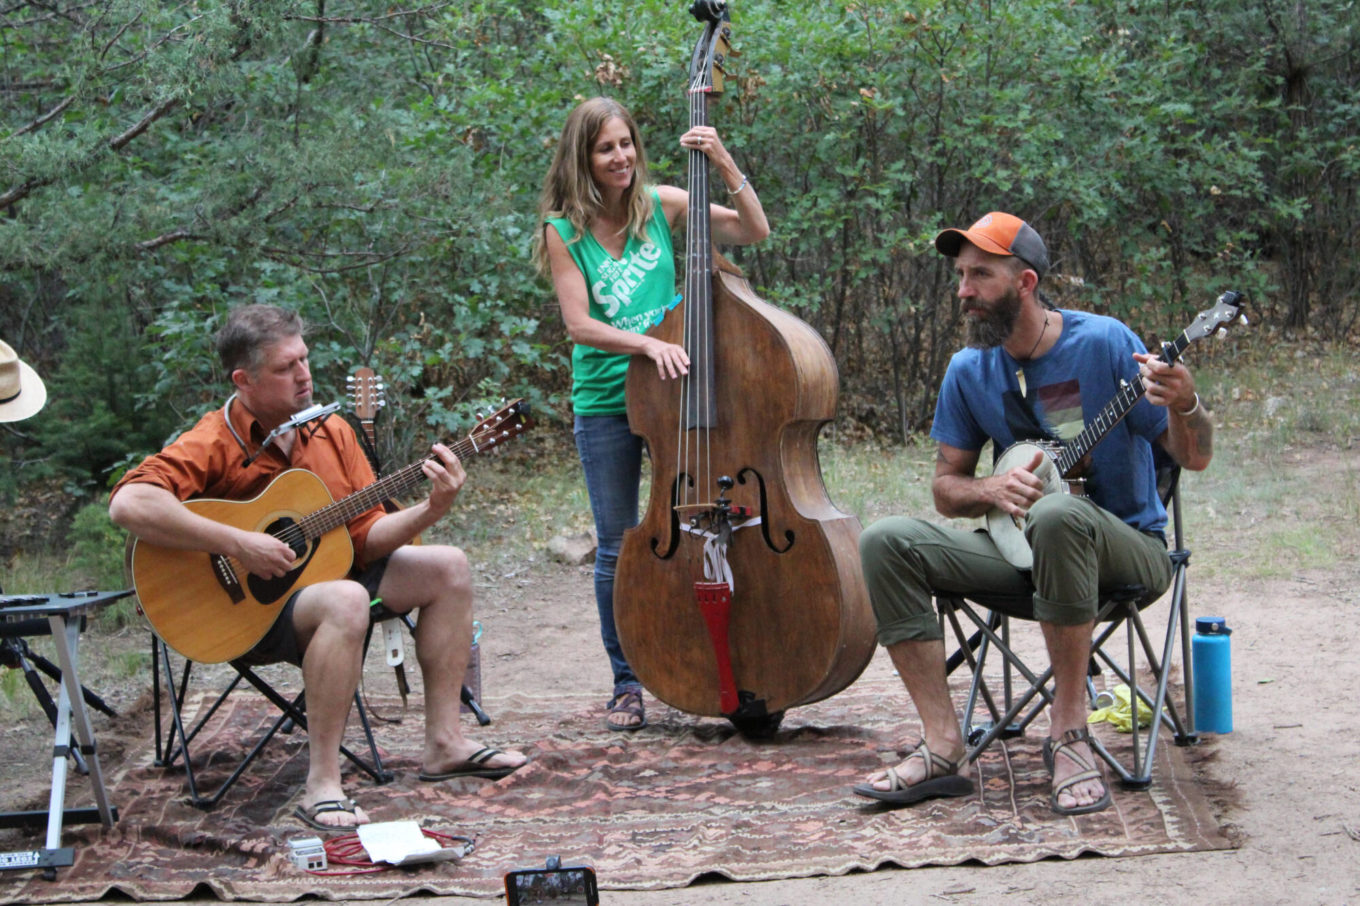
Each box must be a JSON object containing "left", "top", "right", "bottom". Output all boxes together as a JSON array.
[{"left": 546, "top": 188, "right": 677, "bottom": 415}]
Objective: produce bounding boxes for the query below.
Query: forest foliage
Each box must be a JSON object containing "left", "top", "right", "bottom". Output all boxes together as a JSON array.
[{"left": 2, "top": 0, "right": 1357, "bottom": 529}]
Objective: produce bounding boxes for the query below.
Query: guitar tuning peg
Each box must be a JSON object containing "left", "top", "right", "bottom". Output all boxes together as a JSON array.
[
  {"left": 1238, "top": 314, "right": 1248, "bottom": 326},
  {"left": 1215, "top": 327, "right": 1228, "bottom": 339}
]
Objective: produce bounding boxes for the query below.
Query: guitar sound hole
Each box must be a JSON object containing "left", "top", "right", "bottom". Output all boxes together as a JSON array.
[
  {"left": 268, "top": 517, "right": 309, "bottom": 559},
  {"left": 244, "top": 517, "right": 318, "bottom": 605}
]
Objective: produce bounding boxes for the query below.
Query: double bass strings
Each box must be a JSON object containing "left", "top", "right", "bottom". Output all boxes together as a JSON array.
[{"left": 680, "top": 71, "right": 715, "bottom": 510}]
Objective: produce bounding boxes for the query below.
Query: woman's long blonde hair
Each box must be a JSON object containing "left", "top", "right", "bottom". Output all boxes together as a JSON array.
[{"left": 533, "top": 97, "right": 656, "bottom": 276}]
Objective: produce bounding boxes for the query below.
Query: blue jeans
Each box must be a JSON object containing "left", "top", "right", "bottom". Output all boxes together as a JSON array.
[{"left": 574, "top": 413, "right": 643, "bottom": 694}]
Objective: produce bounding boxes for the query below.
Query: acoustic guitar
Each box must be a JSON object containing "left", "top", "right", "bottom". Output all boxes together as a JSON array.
[
  {"left": 986, "top": 291, "right": 1244, "bottom": 569},
  {"left": 132, "top": 399, "right": 532, "bottom": 663}
]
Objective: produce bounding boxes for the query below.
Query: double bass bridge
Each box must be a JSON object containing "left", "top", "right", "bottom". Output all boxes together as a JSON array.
[{"left": 649, "top": 469, "right": 795, "bottom": 560}]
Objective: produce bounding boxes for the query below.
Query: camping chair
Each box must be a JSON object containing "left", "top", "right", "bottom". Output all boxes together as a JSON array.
[
  {"left": 147, "top": 601, "right": 490, "bottom": 810},
  {"left": 939, "top": 456, "right": 1197, "bottom": 789},
  {"left": 148, "top": 626, "right": 395, "bottom": 810}
]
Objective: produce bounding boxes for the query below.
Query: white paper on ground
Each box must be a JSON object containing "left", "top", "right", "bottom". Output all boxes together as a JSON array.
[{"left": 356, "top": 820, "right": 466, "bottom": 865}]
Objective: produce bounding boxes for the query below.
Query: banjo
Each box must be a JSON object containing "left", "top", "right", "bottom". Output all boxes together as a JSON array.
[{"left": 986, "top": 290, "right": 1245, "bottom": 569}]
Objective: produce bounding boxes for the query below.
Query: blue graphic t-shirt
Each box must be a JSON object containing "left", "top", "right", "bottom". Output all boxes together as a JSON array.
[
  {"left": 930, "top": 310, "right": 1170, "bottom": 535},
  {"left": 547, "top": 188, "right": 676, "bottom": 415}
]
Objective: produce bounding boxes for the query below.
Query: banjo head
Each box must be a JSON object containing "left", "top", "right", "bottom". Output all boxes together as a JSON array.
[{"left": 985, "top": 441, "right": 1064, "bottom": 570}]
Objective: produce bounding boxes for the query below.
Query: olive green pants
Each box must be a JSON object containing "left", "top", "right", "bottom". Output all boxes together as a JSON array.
[{"left": 860, "top": 494, "right": 1172, "bottom": 647}]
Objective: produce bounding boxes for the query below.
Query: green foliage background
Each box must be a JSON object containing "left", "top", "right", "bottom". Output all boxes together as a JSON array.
[{"left": 2, "top": 0, "right": 1357, "bottom": 547}]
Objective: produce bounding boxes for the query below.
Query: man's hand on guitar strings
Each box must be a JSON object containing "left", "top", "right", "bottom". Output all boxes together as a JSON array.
[
  {"left": 1133, "top": 351, "right": 1196, "bottom": 414},
  {"left": 234, "top": 530, "right": 299, "bottom": 579}
]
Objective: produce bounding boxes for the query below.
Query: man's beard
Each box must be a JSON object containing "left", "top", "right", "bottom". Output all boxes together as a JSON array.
[{"left": 963, "top": 286, "right": 1022, "bottom": 349}]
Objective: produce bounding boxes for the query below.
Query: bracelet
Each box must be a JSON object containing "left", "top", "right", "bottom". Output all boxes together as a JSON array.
[
  {"left": 1176, "top": 392, "right": 1200, "bottom": 417},
  {"left": 727, "top": 174, "right": 749, "bottom": 196}
]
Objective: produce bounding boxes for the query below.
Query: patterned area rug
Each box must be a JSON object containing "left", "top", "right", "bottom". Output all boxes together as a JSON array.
[{"left": 0, "top": 678, "right": 1233, "bottom": 902}]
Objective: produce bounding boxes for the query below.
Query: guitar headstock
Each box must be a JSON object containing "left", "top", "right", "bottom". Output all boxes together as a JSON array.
[
  {"left": 1183, "top": 291, "right": 1247, "bottom": 344},
  {"left": 347, "top": 367, "right": 386, "bottom": 422},
  {"left": 468, "top": 399, "right": 534, "bottom": 453}
]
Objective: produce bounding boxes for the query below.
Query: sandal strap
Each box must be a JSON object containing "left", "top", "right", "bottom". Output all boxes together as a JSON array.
[
  {"left": 1049, "top": 727, "right": 1097, "bottom": 773},
  {"left": 308, "top": 798, "right": 357, "bottom": 815},
  {"left": 1053, "top": 767, "right": 1102, "bottom": 799},
  {"left": 467, "top": 747, "right": 503, "bottom": 766},
  {"left": 876, "top": 739, "right": 964, "bottom": 792},
  {"left": 910, "top": 738, "right": 963, "bottom": 780}
]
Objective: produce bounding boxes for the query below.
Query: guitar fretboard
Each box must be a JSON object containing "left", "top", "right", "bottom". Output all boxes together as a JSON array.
[{"left": 292, "top": 431, "right": 491, "bottom": 542}]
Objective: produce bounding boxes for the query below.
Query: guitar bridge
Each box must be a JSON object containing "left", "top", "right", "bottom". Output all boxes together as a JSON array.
[{"left": 210, "top": 553, "right": 246, "bottom": 604}]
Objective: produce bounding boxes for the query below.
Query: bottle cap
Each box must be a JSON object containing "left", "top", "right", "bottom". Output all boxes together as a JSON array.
[{"left": 1195, "top": 616, "right": 1231, "bottom": 635}]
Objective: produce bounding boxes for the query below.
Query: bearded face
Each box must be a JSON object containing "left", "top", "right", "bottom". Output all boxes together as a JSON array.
[{"left": 963, "top": 284, "right": 1023, "bottom": 349}]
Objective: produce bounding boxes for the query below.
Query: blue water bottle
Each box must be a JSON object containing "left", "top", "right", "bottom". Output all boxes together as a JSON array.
[{"left": 1192, "top": 617, "right": 1233, "bottom": 734}]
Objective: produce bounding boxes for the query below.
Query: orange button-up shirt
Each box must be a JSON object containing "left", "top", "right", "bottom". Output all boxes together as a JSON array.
[{"left": 111, "top": 397, "right": 386, "bottom": 567}]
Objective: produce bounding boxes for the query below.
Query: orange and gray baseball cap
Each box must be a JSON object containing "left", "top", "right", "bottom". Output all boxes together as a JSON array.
[{"left": 935, "top": 211, "right": 1049, "bottom": 279}]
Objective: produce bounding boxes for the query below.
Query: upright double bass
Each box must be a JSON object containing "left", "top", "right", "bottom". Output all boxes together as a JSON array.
[{"left": 613, "top": 0, "right": 875, "bottom": 737}]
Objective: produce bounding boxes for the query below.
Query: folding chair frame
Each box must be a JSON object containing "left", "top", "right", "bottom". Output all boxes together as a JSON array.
[
  {"left": 149, "top": 635, "right": 393, "bottom": 810},
  {"left": 939, "top": 469, "right": 1200, "bottom": 790}
]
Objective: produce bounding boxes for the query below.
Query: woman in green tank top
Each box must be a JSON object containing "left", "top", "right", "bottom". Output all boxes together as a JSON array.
[{"left": 534, "top": 96, "right": 769, "bottom": 731}]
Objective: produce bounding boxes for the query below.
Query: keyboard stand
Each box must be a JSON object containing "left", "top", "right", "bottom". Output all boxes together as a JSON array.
[{"left": 0, "top": 590, "right": 131, "bottom": 880}]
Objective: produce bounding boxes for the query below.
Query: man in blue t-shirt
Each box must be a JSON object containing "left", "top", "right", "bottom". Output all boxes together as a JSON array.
[{"left": 852, "top": 212, "right": 1214, "bottom": 816}]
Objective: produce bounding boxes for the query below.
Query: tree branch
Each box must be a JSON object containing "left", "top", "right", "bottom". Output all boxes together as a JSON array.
[
  {"left": 0, "top": 97, "right": 180, "bottom": 209},
  {"left": 135, "top": 185, "right": 266, "bottom": 252},
  {"left": 258, "top": 243, "right": 415, "bottom": 274},
  {"left": 11, "top": 96, "right": 75, "bottom": 138},
  {"left": 282, "top": 2, "right": 453, "bottom": 24},
  {"left": 108, "top": 96, "right": 180, "bottom": 151}
]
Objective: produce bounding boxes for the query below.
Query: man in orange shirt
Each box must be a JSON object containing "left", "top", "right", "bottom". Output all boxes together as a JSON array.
[{"left": 110, "top": 304, "right": 526, "bottom": 830}]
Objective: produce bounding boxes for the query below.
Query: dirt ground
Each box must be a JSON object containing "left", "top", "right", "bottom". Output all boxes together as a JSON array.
[{"left": 3, "top": 446, "right": 1359, "bottom": 905}]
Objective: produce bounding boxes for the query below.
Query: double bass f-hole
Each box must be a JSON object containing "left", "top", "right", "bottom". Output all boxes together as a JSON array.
[{"left": 736, "top": 467, "right": 794, "bottom": 554}]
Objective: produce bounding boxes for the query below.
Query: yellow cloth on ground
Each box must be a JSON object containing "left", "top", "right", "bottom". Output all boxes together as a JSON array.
[{"left": 1087, "top": 684, "right": 1152, "bottom": 732}]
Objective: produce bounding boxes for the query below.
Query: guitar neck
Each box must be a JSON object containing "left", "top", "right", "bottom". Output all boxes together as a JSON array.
[
  {"left": 1055, "top": 330, "right": 1191, "bottom": 476},
  {"left": 295, "top": 432, "right": 483, "bottom": 540}
]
